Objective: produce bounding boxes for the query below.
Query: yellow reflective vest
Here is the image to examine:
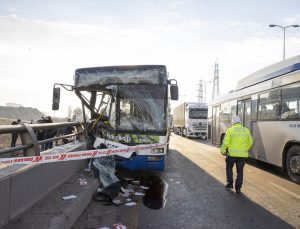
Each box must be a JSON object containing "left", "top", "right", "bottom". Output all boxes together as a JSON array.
[{"left": 221, "top": 123, "right": 253, "bottom": 157}]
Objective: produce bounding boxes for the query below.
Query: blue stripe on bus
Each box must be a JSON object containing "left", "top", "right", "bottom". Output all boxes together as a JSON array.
[{"left": 238, "top": 62, "right": 300, "bottom": 90}]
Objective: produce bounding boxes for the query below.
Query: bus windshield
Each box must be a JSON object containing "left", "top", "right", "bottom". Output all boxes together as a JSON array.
[
  {"left": 189, "top": 108, "right": 208, "bottom": 119},
  {"left": 117, "top": 84, "right": 166, "bottom": 132}
]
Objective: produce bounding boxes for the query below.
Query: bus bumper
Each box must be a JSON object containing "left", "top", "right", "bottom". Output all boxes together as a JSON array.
[{"left": 115, "top": 155, "right": 165, "bottom": 171}]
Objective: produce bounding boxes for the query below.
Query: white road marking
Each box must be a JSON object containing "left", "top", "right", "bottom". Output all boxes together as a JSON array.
[{"left": 269, "top": 182, "right": 300, "bottom": 200}]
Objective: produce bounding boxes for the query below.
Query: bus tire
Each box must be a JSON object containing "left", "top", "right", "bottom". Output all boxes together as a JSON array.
[{"left": 286, "top": 145, "right": 300, "bottom": 184}]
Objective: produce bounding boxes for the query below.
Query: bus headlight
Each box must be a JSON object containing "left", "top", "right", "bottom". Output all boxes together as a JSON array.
[{"left": 151, "top": 148, "right": 164, "bottom": 154}]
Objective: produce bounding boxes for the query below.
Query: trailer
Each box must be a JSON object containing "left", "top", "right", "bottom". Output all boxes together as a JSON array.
[{"left": 173, "top": 102, "right": 208, "bottom": 139}]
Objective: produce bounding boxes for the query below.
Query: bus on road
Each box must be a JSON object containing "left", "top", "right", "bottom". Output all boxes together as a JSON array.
[
  {"left": 209, "top": 55, "right": 300, "bottom": 183},
  {"left": 52, "top": 65, "right": 178, "bottom": 171}
]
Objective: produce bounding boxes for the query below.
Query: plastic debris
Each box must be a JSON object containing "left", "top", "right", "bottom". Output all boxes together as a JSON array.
[
  {"left": 62, "top": 195, "right": 77, "bottom": 200},
  {"left": 131, "top": 180, "right": 140, "bottom": 185},
  {"left": 124, "top": 202, "right": 137, "bottom": 206},
  {"left": 84, "top": 167, "right": 91, "bottom": 172},
  {"left": 112, "top": 193, "right": 127, "bottom": 205},
  {"left": 134, "top": 192, "right": 145, "bottom": 196},
  {"left": 79, "top": 178, "right": 88, "bottom": 186},
  {"left": 122, "top": 177, "right": 134, "bottom": 182},
  {"left": 113, "top": 223, "right": 127, "bottom": 229},
  {"left": 93, "top": 156, "right": 119, "bottom": 189},
  {"left": 140, "top": 186, "right": 149, "bottom": 190},
  {"left": 125, "top": 184, "right": 135, "bottom": 193}
]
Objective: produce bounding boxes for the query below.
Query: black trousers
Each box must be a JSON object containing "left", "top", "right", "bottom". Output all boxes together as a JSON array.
[
  {"left": 226, "top": 156, "right": 246, "bottom": 189},
  {"left": 11, "top": 133, "right": 18, "bottom": 147}
]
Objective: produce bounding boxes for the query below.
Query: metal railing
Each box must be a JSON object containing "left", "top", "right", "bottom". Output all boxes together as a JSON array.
[{"left": 0, "top": 122, "right": 85, "bottom": 157}]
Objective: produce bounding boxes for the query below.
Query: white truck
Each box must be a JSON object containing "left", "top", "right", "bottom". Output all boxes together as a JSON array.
[{"left": 173, "top": 102, "right": 208, "bottom": 139}]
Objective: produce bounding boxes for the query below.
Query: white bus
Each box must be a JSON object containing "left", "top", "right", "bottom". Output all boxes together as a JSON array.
[{"left": 209, "top": 55, "right": 300, "bottom": 184}]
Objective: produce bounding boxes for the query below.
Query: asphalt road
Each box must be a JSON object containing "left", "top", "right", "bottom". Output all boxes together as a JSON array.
[{"left": 74, "top": 134, "right": 300, "bottom": 229}]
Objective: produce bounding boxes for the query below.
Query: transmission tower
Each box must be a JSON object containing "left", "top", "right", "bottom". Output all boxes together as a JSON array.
[
  {"left": 196, "top": 80, "right": 204, "bottom": 103},
  {"left": 212, "top": 61, "right": 220, "bottom": 99}
]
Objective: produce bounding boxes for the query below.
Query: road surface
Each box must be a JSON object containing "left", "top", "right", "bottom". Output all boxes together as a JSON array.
[{"left": 74, "top": 134, "right": 300, "bottom": 229}]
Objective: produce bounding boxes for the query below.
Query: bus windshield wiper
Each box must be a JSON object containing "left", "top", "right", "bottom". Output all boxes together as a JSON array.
[{"left": 120, "top": 110, "right": 141, "bottom": 132}]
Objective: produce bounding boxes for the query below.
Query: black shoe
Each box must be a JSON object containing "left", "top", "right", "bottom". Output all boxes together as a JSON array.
[
  {"left": 225, "top": 184, "right": 233, "bottom": 189},
  {"left": 235, "top": 189, "right": 241, "bottom": 194}
]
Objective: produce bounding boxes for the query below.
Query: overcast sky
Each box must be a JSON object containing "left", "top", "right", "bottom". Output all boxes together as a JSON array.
[{"left": 0, "top": 0, "right": 299, "bottom": 118}]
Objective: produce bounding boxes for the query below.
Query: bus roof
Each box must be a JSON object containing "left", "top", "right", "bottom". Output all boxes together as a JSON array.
[
  {"left": 74, "top": 65, "right": 167, "bottom": 88},
  {"left": 236, "top": 55, "right": 300, "bottom": 91},
  {"left": 209, "top": 55, "right": 300, "bottom": 106}
]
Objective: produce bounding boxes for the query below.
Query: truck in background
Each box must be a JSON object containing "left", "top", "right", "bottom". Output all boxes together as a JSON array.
[{"left": 173, "top": 102, "right": 208, "bottom": 139}]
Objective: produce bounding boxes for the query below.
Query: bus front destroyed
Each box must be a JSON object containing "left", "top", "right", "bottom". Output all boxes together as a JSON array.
[{"left": 52, "top": 65, "right": 178, "bottom": 193}]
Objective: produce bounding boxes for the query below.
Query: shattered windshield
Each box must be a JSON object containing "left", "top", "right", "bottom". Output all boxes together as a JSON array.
[
  {"left": 117, "top": 85, "right": 166, "bottom": 132},
  {"left": 189, "top": 108, "right": 208, "bottom": 119}
]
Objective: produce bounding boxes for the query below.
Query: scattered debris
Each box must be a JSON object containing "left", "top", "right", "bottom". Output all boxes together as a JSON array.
[
  {"left": 134, "top": 192, "right": 145, "bottom": 196},
  {"left": 122, "top": 177, "right": 134, "bottom": 182},
  {"left": 140, "top": 185, "right": 149, "bottom": 190},
  {"left": 62, "top": 195, "right": 77, "bottom": 200},
  {"left": 79, "top": 178, "right": 87, "bottom": 186},
  {"left": 113, "top": 223, "right": 127, "bottom": 229},
  {"left": 93, "top": 156, "right": 119, "bottom": 189},
  {"left": 112, "top": 193, "right": 128, "bottom": 205},
  {"left": 124, "top": 202, "right": 137, "bottom": 207},
  {"left": 131, "top": 180, "right": 140, "bottom": 185}
]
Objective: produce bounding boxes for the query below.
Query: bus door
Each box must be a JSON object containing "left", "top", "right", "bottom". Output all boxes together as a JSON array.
[
  {"left": 237, "top": 100, "right": 251, "bottom": 130},
  {"left": 212, "top": 105, "right": 220, "bottom": 144}
]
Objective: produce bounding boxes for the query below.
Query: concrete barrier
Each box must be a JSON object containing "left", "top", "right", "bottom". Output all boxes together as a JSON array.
[{"left": 0, "top": 142, "right": 87, "bottom": 227}]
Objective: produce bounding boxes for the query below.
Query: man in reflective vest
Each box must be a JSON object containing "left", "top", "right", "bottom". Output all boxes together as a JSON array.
[{"left": 221, "top": 116, "right": 253, "bottom": 194}]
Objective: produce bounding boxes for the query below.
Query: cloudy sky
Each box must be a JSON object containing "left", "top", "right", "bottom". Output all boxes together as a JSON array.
[{"left": 0, "top": 0, "right": 299, "bottom": 118}]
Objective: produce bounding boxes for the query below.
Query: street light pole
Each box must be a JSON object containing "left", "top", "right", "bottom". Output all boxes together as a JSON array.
[{"left": 269, "top": 24, "right": 299, "bottom": 60}]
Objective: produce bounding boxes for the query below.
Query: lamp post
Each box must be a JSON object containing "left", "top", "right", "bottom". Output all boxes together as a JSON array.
[{"left": 269, "top": 24, "right": 299, "bottom": 60}]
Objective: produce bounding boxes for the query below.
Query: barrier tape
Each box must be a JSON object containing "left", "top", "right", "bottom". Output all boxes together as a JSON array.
[{"left": 0, "top": 143, "right": 166, "bottom": 165}]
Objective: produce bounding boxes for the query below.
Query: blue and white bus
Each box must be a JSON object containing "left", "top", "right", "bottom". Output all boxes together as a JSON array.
[
  {"left": 53, "top": 65, "right": 178, "bottom": 171},
  {"left": 209, "top": 55, "right": 300, "bottom": 183}
]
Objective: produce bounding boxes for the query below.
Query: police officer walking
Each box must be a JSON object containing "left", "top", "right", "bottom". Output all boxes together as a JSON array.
[{"left": 221, "top": 116, "right": 253, "bottom": 194}]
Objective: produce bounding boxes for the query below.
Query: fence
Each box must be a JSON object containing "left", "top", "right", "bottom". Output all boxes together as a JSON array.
[{"left": 0, "top": 122, "right": 85, "bottom": 157}]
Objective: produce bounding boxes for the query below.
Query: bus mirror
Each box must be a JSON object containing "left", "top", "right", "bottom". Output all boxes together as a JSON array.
[
  {"left": 170, "top": 85, "right": 178, "bottom": 100},
  {"left": 52, "top": 87, "right": 60, "bottom": 110}
]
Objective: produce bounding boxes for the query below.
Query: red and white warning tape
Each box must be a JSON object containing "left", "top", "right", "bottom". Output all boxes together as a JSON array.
[{"left": 0, "top": 143, "right": 166, "bottom": 165}]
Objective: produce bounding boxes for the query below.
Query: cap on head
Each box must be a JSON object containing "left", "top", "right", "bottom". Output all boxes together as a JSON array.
[{"left": 231, "top": 116, "right": 241, "bottom": 124}]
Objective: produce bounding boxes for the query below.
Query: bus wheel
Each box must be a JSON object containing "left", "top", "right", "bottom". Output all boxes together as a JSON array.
[{"left": 286, "top": 145, "right": 300, "bottom": 184}]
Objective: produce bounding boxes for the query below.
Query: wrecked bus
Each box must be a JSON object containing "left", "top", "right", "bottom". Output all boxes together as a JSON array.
[{"left": 52, "top": 65, "right": 178, "bottom": 171}]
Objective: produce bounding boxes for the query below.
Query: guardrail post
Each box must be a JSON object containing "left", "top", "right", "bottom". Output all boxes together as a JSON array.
[{"left": 20, "top": 123, "right": 40, "bottom": 156}]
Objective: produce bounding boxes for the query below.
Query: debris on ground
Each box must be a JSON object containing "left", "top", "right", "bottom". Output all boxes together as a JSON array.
[
  {"left": 79, "top": 178, "right": 88, "bottom": 185},
  {"left": 124, "top": 202, "right": 137, "bottom": 207},
  {"left": 113, "top": 223, "right": 127, "bottom": 229},
  {"left": 62, "top": 195, "right": 77, "bottom": 200}
]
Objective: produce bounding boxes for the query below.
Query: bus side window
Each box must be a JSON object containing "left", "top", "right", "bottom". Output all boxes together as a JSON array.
[
  {"left": 258, "top": 90, "right": 280, "bottom": 120},
  {"left": 281, "top": 83, "right": 300, "bottom": 119}
]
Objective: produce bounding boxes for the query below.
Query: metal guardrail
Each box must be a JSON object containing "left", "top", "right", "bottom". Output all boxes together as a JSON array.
[{"left": 0, "top": 122, "right": 85, "bottom": 157}]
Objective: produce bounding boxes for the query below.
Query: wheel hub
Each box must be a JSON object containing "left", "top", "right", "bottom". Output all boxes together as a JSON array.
[{"left": 289, "top": 155, "right": 300, "bottom": 175}]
